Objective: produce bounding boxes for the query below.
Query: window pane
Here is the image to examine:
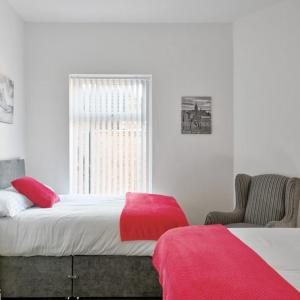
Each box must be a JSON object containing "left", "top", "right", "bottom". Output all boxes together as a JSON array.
[{"left": 69, "top": 75, "right": 151, "bottom": 195}]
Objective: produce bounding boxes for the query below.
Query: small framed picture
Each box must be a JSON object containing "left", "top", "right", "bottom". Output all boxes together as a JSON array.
[
  {"left": 0, "top": 74, "right": 14, "bottom": 124},
  {"left": 181, "top": 96, "right": 212, "bottom": 134}
]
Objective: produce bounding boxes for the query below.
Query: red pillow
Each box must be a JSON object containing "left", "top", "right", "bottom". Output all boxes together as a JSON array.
[{"left": 11, "top": 176, "right": 59, "bottom": 208}]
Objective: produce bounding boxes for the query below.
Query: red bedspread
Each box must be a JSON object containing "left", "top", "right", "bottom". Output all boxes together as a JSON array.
[
  {"left": 120, "top": 192, "right": 189, "bottom": 241},
  {"left": 153, "top": 225, "right": 300, "bottom": 300}
]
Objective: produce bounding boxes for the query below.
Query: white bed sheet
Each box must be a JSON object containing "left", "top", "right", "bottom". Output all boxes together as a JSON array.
[
  {"left": 0, "top": 195, "right": 299, "bottom": 291},
  {"left": 230, "top": 228, "right": 300, "bottom": 291},
  {"left": 0, "top": 194, "right": 156, "bottom": 257}
]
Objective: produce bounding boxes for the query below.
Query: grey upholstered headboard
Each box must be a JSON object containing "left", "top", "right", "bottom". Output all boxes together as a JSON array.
[{"left": 0, "top": 158, "right": 25, "bottom": 189}]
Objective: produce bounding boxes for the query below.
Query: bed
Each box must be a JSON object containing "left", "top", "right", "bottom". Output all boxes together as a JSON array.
[
  {"left": 0, "top": 159, "right": 161, "bottom": 298},
  {"left": 153, "top": 225, "right": 300, "bottom": 299}
]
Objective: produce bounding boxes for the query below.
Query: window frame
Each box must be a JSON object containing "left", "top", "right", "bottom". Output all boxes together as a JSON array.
[{"left": 68, "top": 74, "right": 152, "bottom": 195}]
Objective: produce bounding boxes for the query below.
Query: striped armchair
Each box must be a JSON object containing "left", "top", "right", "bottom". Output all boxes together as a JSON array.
[{"left": 205, "top": 174, "right": 300, "bottom": 228}]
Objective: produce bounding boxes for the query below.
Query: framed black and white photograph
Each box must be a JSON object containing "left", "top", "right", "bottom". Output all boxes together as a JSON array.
[
  {"left": 0, "top": 73, "right": 14, "bottom": 124},
  {"left": 181, "top": 96, "right": 212, "bottom": 134}
]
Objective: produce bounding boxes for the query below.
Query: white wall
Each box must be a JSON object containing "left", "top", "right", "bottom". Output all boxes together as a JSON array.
[
  {"left": 25, "top": 23, "right": 233, "bottom": 224},
  {"left": 0, "top": 0, "right": 25, "bottom": 159},
  {"left": 234, "top": 0, "right": 300, "bottom": 223}
]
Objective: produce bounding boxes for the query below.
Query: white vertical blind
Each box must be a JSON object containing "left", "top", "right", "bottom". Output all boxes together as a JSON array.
[{"left": 69, "top": 75, "right": 152, "bottom": 195}]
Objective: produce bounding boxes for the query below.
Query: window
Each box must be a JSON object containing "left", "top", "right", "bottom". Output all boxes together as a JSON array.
[{"left": 69, "top": 75, "right": 152, "bottom": 195}]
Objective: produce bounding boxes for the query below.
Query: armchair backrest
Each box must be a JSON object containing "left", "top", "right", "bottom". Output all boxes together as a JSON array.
[{"left": 244, "top": 174, "right": 288, "bottom": 225}]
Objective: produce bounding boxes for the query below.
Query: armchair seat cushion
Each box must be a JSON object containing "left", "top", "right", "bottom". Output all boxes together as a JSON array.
[{"left": 226, "top": 223, "right": 263, "bottom": 228}]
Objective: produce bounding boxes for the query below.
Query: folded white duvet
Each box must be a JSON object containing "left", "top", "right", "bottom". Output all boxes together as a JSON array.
[
  {"left": 0, "top": 194, "right": 155, "bottom": 256},
  {"left": 0, "top": 194, "right": 299, "bottom": 290}
]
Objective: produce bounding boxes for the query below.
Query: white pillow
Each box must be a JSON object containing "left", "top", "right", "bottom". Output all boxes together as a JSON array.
[
  {"left": 5, "top": 186, "right": 17, "bottom": 192},
  {"left": 0, "top": 190, "right": 34, "bottom": 217}
]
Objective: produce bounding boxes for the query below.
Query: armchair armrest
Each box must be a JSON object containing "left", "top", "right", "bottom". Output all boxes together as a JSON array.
[
  {"left": 266, "top": 178, "right": 300, "bottom": 228},
  {"left": 205, "top": 208, "right": 245, "bottom": 225}
]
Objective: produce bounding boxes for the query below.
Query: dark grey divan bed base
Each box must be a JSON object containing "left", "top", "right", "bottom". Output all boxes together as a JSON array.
[{"left": 0, "top": 256, "right": 162, "bottom": 298}]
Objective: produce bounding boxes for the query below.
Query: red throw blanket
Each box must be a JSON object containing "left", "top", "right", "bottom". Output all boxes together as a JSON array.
[
  {"left": 120, "top": 192, "right": 189, "bottom": 241},
  {"left": 153, "top": 225, "right": 300, "bottom": 300}
]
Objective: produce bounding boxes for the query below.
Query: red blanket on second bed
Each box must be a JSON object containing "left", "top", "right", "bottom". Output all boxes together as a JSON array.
[
  {"left": 153, "top": 225, "right": 300, "bottom": 300},
  {"left": 120, "top": 192, "right": 189, "bottom": 241}
]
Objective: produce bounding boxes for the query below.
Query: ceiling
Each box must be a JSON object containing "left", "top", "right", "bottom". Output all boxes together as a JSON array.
[{"left": 8, "top": 0, "right": 282, "bottom": 23}]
